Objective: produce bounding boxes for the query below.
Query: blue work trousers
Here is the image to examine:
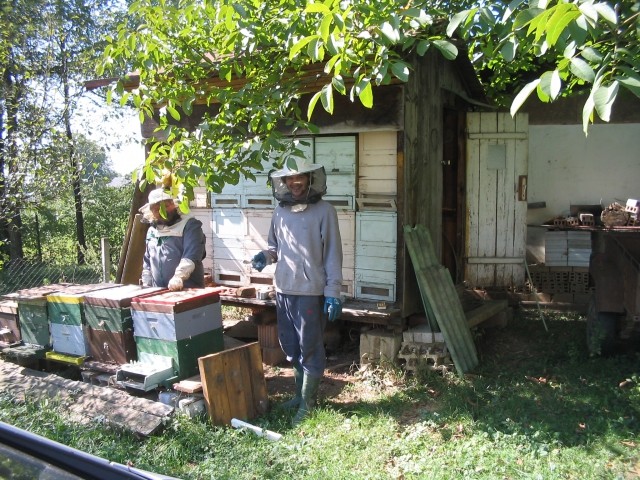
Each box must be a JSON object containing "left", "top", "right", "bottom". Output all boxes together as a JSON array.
[{"left": 276, "top": 293, "right": 326, "bottom": 378}]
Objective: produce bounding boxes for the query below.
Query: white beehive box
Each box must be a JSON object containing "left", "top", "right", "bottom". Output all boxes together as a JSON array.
[
  {"left": 545, "top": 231, "right": 568, "bottom": 266},
  {"left": 205, "top": 131, "right": 401, "bottom": 302},
  {"left": 359, "top": 131, "right": 397, "bottom": 196},
  {"left": 191, "top": 209, "right": 214, "bottom": 275},
  {"left": 355, "top": 211, "right": 397, "bottom": 301}
]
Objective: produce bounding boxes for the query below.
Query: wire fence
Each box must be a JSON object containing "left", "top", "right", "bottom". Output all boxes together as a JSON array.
[{"left": 0, "top": 259, "right": 106, "bottom": 296}]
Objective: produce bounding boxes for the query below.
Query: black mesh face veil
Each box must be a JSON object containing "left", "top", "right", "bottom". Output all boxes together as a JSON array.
[{"left": 271, "top": 165, "right": 327, "bottom": 206}]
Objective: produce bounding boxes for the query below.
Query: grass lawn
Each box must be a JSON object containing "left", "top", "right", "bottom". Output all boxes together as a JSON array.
[{"left": 1, "top": 308, "right": 639, "bottom": 479}]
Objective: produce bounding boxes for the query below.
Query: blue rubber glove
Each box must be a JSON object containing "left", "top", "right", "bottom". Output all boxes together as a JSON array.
[
  {"left": 251, "top": 252, "right": 267, "bottom": 272},
  {"left": 324, "top": 297, "right": 342, "bottom": 322}
]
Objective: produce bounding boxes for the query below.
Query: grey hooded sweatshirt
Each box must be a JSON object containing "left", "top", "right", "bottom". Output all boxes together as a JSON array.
[{"left": 266, "top": 199, "right": 343, "bottom": 298}]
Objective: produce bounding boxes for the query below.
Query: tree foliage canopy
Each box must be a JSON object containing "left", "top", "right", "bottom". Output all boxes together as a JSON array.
[{"left": 98, "top": 0, "right": 640, "bottom": 202}]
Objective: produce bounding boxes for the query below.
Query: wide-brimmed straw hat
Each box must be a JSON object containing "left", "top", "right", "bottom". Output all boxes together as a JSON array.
[{"left": 139, "top": 188, "right": 176, "bottom": 214}]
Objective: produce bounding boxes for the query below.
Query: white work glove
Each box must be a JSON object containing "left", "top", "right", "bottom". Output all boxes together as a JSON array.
[
  {"left": 141, "top": 269, "right": 152, "bottom": 287},
  {"left": 168, "top": 276, "right": 184, "bottom": 291},
  {"left": 168, "top": 258, "right": 195, "bottom": 291}
]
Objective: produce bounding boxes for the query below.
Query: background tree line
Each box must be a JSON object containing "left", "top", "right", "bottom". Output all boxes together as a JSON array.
[{"left": 0, "top": 0, "right": 135, "bottom": 284}]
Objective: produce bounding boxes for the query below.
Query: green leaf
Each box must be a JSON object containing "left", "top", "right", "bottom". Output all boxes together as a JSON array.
[
  {"left": 614, "top": 67, "right": 640, "bottom": 98},
  {"left": 358, "top": 81, "right": 373, "bottom": 108},
  {"left": 305, "top": 3, "right": 331, "bottom": 14},
  {"left": 167, "top": 104, "right": 181, "bottom": 121},
  {"left": 502, "top": 0, "right": 527, "bottom": 22},
  {"left": 582, "top": 88, "right": 596, "bottom": 134},
  {"left": 307, "top": 91, "right": 322, "bottom": 121},
  {"left": 546, "top": 7, "right": 579, "bottom": 47},
  {"left": 581, "top": 47, "right": 603, "bottom": 63},
  {"left": 567, "top": 18, "right": 588, "bottom": 45},
  {"left": 593, "top": 81, "right": 619, "bottom": 122},
  {"left": 432, "top": 39, "right": 458, "bottom": 60},
  {"left": 290, "top": 35, "right": 319, "bottom": 60},
  {"left": 578, "top": 3, "right": 598, "bottom": 27},
  {"left": 332, "top": 75, "right": 346, "bottom": 95},
  {"left": 593, "top": 2, "right": 617, "bottom": 24},
  {"left": 539, "top": 70, "right": 562, "bottom": 101},
  {"left": 617, "top": 76, "right": 640, "bottom": 98},
  {"left": 325, "top": 53, "right": 341, "bottom": 74},
  {"left": 380, "top": 21, "right": 400, "bottom": 43},
  {"left": 320, "top": 14, "right": 332, "bottom": 42},
  {"left": 391, "top": 61, "right": 410, "bottom": 82},
  {"left": 513, "top": 8, "right": 543, "bottom": 31},
  {"left": 511, "top": 78, "right": 540, "bottom": 116},
  {"left": 570, "top": 57, "right": 595, "bottom": 82},
  {"left": 447, "top": 9, "right": 475, "bottom": 37},
  {"left": 501, "top": 37, "right": 517, "bottom": 62},
  {"left": 307, "top": 37, "right": 324, "bottom": 61},
  {"left": 320, "top": 84, "right": 334, "bottom": 114},
  {"left": 416, "top": 39, "right": 430, "bottom": 56}
]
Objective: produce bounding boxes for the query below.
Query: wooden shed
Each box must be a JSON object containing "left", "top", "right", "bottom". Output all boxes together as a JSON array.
[{"left": 96, "top": 48, "right": 529, "bottom": 328}]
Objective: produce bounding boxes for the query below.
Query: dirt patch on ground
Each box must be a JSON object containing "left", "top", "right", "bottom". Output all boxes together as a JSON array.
[
  {"left": 263, "top": 345, "right": 373, "bottom": 405},
  {"left": 230, "top": 306, "right": 590, "bottom": 411}
]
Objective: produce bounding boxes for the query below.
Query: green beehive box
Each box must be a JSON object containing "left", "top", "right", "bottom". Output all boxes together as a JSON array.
[
  {"left": 135, "top": 327, "right": 224, "bottom": 379},
  {"left": 83, "top": 285, "right": 163, "bottom": 333},
  {"left": 4, "top": 284, "right": 76, "bottom": 347},
  {"left": 85, "top": 305, "right": 133, "bottom": 332},
  {"left": 46, "top": 283, "right": 115, "bottom": 327}
]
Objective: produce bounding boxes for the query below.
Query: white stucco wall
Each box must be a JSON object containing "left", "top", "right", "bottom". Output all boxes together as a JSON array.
[
  {"left": 525, "top": 123, "right": 640, "bottom": 262},
  {"left": 527, "top": 123, "right": 640, "bottom": 225}
]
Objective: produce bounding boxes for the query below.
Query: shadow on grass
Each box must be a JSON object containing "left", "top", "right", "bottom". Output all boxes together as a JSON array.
[{"left": 322, "top": 310, "right": 640, "bottom": 448}]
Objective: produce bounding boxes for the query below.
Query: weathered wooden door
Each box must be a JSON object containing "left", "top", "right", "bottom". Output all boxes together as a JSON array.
[{"left": 465, "top": 112, "right": 528, "bottom": 288}]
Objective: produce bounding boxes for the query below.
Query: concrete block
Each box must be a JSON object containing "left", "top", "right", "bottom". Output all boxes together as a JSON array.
[{"left": 360, "top": 329, "right": 402, "bottom": 365}]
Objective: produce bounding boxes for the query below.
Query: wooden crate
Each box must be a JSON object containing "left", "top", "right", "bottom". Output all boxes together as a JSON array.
[{"left": 198, "top": 342, "right": 269, "bottom": 425}]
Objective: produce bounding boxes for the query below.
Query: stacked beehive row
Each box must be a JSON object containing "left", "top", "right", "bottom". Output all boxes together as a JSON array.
[
  {"left": 0, "top": 285, "right": 225, "bottom": 390},
  {"left": 208, "top": 131, "right": 399, "bottom": 302}
]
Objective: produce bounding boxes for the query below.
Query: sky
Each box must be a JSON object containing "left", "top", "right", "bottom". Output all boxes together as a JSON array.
[
  {"left": 75, "top": 98, "right": 145, "bottom": 177},
  {"left": 109, "top": 132, "right": 145, "bottom": 176}
]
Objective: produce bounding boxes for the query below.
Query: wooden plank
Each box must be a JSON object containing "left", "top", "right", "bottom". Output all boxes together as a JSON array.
[
  {"left": 225, "top": 345, "right": 252, "bottom": 421},
  {"left": 466, "top": 113, "right": 481, "bottom": 287},
  {"left": 173, "top": 376, "right": 203, "bottom": 393},
  {"left": 198, "top": 342, "right": 268, "bottom": 426},
  {"left": 199, "top": 349, "right": 231, "bottom": 425},
  {"left": 247, "top": 343, "right": 269, "bottom": 416},
  {"left": 468, "top": 133, "right": 528, "bottom": 139},
  {"left": 494, "top": 113, "right": 512, "bottom": 285},
  {"left": 513, "top": 113, "right": 529, "bottom": 286},
  {"left": 465, "top": 300, "right": 509, "bottom": 328},
  {"left": 467, "top": 257, "right": 525, "bottom": 264},
  {"left": 0, "top": 360, "right": 171, "bottom": 436}
]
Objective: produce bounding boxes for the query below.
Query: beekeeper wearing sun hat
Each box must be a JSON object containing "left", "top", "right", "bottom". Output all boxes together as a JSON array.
[
  {"left": 139, "top": 187, "right": 206, "bottom": 291},
  {"left": 252, "top": 157, "right": 343, "bottom": 425}
]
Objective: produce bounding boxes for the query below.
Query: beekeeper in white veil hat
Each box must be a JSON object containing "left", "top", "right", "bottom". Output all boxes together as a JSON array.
[{"left": 252, "top": 156, "right": 343, "bottom": 425}]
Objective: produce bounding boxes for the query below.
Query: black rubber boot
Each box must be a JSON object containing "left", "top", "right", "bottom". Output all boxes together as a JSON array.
[
  {"left": 292, "top": 374, "right": 321, "bottom": 426},
  {"left": 280, "top": 362, "right": 304, "bottom": 409}
]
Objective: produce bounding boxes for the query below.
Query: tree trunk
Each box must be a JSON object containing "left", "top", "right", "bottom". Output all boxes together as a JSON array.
[
  {"left": 1, "top": 63, "right": 24, "bottom": 262},
  {"left": 60, "top": 36, "right": 86, "bottom": 265}
]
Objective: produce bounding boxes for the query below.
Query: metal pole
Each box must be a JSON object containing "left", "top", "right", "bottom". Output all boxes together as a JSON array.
[
  {"left": 524, "top": 260, "right": 548, "bottom": 332},
  {"left": 101, "top": 237, "right": 111, "bottom": 283}
]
